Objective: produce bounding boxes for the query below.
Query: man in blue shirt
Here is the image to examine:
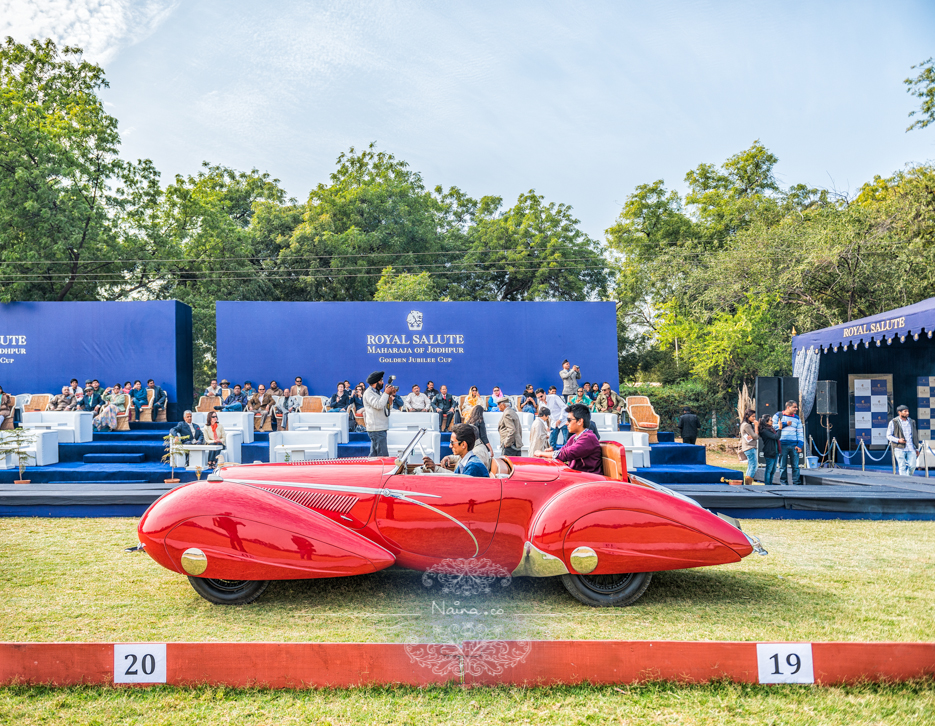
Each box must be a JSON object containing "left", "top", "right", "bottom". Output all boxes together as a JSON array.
[
  {"left": 771, "top": 400, "right": 805, "bottom": 485},
  {"left": 421, "top": 423, "right": 489, "bottom": 477}
]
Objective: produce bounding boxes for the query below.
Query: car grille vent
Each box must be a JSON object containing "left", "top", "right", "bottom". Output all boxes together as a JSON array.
[{"left": 259, "top": 486, "right": 358, "bottom": 514}]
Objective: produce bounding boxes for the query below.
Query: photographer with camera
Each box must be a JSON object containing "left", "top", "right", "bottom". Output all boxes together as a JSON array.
[
  {"left": 560, "top": 359, "right": 581, "bottom": 402},
  {"left": 363, "top": 370, "right": 398, "bottom": 457}
]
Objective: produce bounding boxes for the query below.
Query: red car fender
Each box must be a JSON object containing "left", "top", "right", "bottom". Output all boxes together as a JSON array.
[
  {"left": 527, "top": 481, "right": 753, "bottom": 573},
  {"left": 138, "top": 481, "right": 395, "bottom": 581}
]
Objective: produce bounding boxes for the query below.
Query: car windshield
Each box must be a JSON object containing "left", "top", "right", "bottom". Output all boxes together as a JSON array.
[{"left": 393, "top": 428, "right": 427, "bottom": 474}]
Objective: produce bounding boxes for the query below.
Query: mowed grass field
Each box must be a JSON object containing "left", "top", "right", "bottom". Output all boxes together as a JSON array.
[
  {"left": 1, "top": 518, "right": 934, "bottom": 724},
  {"left": 1, "top": 518, "right": 933, "bottom": 643},
  {"left": 2, "top": 682, "right": 934, "bottom": 725}
]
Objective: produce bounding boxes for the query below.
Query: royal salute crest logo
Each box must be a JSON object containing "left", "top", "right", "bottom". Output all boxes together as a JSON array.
[{"left": 407, "top": 310, "right": 423, "bottom": 331}]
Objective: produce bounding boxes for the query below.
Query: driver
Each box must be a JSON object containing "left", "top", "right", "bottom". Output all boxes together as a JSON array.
[{"left": 421, "top": 423, "right": 490, "bottom": 477}]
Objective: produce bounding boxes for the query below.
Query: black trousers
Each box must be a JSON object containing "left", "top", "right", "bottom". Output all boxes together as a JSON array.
[
  {"left": 502, "top": 445, "right": 522, "bottom": 457},
  {"left": 683, "top": 436, "right": 697, "bottom": 445}
]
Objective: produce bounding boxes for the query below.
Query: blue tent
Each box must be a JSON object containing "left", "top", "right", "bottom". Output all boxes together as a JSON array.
[{"left": 793, "top": 297, "right": 935, "bottom": 354}]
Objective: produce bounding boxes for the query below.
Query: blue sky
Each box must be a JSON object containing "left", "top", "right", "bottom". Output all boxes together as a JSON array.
[{"left": 3, "top": 0, "right": 934, "bottom": 238}]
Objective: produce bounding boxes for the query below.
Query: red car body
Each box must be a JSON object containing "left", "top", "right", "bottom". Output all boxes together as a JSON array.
[{"left": 137, "top": 440, "right": 764, "bottom": 606}]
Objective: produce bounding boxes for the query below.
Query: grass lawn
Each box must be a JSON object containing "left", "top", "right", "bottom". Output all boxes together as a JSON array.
[
  {"left": 1, "top": 518, "right": 933, "bottom": 644},
  {"left": 2, "top": 682, "right": 934, "bottom": 725},
  {"left": 1, "top": 518, "right": 933, "bottom": 724}
]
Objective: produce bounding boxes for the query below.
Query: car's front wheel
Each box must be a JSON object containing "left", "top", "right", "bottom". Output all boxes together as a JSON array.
[
  {"left": 188, "top": 577, "right": 270, "bottom": 605},
  {"left": 561, "top": 571, "right": 653, "bottom": 607}
]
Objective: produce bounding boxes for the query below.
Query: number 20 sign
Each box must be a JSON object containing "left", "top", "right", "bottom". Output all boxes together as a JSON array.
[
  {"left": 113, "top": 643, "right": 167, "bottom": 684},
  {"left": 756, "top": 643, "right": 814, "bottom": 684}
]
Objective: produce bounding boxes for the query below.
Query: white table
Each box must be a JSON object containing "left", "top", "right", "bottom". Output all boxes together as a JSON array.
[{"left": 173, "top": 444, "right": 222, "bottom": 471}]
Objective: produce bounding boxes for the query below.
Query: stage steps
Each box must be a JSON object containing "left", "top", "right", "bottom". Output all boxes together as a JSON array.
[{"left": 82, "top": 453, "right": 146, "bottom": 464}]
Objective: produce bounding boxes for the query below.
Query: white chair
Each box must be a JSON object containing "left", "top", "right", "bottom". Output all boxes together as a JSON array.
[
  {"left": 287, "top": 412, "right": 349, "bottom": 443},
  {"left": 0, "top": 429, "right": 59, "bottom": 467},
  {"left": 599, "top": 431, "right": 650, "bottom": 470},
  {"left": 193, "top": 411, "right": 254, "bottom": 443},
  {"left": 21, "top": 411, "right": 93, "bottom": 444},
  {"left": 268, "top": 430, "right": 338, "bottom": 462},
  {"left": 14, "top": 394, "right": 30, "bottom": 417},
  {"left": 220, "top": 430, "right": 243, "bottom": 465},
  {"left": 591, "top": 413, "right": 619, "bottom": 435},
  {"left": 388, "top": 412, "right": 440, "bottom": 432},
  {"left": 387, "top": 430, "right": 441, "bottom": 464}
]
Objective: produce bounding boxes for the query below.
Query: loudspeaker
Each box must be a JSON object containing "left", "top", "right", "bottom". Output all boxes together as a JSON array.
[
  {"left": 816, "top": 380, "right": 837, "bottom": 415},
  {"left": 781, "top": 376, "right": 799, "bottom": 410},
  {"left": 755, "top": 377, "right": 780, "bottom": 420}
]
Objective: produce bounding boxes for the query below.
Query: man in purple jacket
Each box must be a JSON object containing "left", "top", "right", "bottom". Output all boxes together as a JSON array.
[{"left": 534, "top": 403, "right": 603, "bottom": 474}]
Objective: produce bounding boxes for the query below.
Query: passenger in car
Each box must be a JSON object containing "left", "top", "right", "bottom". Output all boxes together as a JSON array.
[{"left": 420, "top": 423, "right": 490, "bottom": 477}]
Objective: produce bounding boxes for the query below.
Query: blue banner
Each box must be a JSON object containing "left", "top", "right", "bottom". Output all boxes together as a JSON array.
[
  {"left": 0, "top": 301, "right": 193, "bottom": 418},
  {"left": 216, "top": 302, "right": 619, "bottom": 396}
]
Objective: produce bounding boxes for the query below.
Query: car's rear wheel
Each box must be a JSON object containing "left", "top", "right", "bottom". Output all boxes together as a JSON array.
[
  {"left": 560, "top": 571, "right": 653, "bottom": 607},
  {"left": 188, "top": 577, "right": 270, "bottom": 605}
]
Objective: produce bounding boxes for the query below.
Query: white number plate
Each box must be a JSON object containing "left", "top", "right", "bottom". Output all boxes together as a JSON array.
[
  {"left": 756, "top": 642, "right": 814, "bottom": 684},
  {"left": 113, "top": 643, "right": 167, "bottom": 684}
]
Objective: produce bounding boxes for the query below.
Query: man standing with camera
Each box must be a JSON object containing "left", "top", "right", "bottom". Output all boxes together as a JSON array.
[
  {"left": 560, "top": 360, "right": 580, "bottom": 401},
  {"left": 363, "top": 370, "right": 398, "bottom": 457}
]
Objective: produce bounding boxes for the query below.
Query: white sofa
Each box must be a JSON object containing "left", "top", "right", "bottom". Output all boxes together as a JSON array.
[
  {"left": 21, "top": 411, "right": 93, "bottom": 444},
  {"left": 193, "top": 411, "right": 254, "bottom": 443},
  {"left": 0, "top": 429, "right": 59, "bottom": 468},
  {"left": 388, "top": 412, "right": 440, "bottom": 432},
  {"left": 387, "top": 430, "right": 441, "bottom": 464},
  {"left": 268, "top": 430, "right": 338, "bottom": 462},
  {"left": 287, "top": 412, "right": 349, "bottom": 443},
  {"left": 599, "top": 431, "right": 651, "bottom": 470},
  {"left": 591, "top": 413, "right": 619, "bottom": 434}
]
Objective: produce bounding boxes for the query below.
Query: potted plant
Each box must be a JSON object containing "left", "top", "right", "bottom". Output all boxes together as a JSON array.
[
  {"left": 0, "top": 427, "right": 35, "bottom": 484},
  {"left": 161, "top": 434, "right": 190, "bottom": 484}
]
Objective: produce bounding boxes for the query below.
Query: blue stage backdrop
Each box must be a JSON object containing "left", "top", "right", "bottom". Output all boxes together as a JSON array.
[
  {"left": 0, "top": 301, "right": 193, "bottom": 419},
  {"left": 216, "top": 302, "right": 619, "bottom": 396}
]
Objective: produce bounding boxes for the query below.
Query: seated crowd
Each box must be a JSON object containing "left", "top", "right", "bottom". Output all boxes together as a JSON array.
[{"left": 3, "top": 378, "right": 169, "bottom": 432}]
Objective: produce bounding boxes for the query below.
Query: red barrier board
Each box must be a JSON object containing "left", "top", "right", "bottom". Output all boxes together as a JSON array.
[{"left": 1, "top": 641, "right": 933, "bottom": 688}]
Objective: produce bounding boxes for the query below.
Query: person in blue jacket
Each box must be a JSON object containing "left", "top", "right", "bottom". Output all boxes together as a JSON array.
[
  {"left": 129, "top": 380, "right": 149, "bottom": 419},
  {"left": 420, "top": 423, "right": 490, "bottom": 477},
  {"left": 771, "top": 400, "right": 805, "bottom": 485}
]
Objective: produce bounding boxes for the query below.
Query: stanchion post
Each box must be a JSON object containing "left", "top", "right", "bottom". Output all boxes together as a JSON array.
[
  {"left": 891, "top": 445, "right": 897, "bottom": 475},
  {"left": 861, "top": 440, "right": 866, "bottom": 472}
]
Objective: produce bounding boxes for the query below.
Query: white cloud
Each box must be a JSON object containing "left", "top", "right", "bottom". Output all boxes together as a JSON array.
[{"left": 0, "top": 0, "right": 178, "bottom": 64}]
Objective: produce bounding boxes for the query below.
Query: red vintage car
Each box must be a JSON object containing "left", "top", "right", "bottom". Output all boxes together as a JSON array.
[{"left": 135, "top": 431, "right": 766, "bottom": 607}]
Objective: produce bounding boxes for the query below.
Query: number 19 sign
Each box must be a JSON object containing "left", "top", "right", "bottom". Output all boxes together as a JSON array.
[{"left": 756, "top": 642, "right": 814, "bottom": 684}]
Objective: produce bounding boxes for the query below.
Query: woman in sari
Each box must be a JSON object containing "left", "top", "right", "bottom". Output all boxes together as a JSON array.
[
  {"left": 460, "top": 386, "right": 483, "bottom": 420},
  {"left": 94, "top": 385, "right": 126, "bottom": 431},
  {"left": 203, "top": 411, "right": 226, "bottom": 465}
]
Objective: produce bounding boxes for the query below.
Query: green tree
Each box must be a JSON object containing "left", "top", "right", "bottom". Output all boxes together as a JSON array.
[
  {"left": 683, "top": 140, "right": 781, "bottom": 242},
  {"left": 275, "top": 145, "right": 446, "bottom": 302},
  {"left": 373, "top": 266, "right": 438, "bottom": 301},
  {"left": 905, "top": 57, "right": 935, "bottom": 132},
  {"left": 157, "top": 163, "right": 287, "bottom": 386},
  {"left": 0, "top": 38, "right": 159, "bottom": 302},
  {"left": 453, "top": 191, "right": 609, "bottom": 301}
]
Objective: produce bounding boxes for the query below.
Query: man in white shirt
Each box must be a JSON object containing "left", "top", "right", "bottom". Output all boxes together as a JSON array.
[
  {"left": 887, "top": 405, "right": 919, "bottom": 476},
  {"left": 528, "top": 406, "right": 550, "bottom": 458},
  {"left": 403, "top": 384, "right": 432, "bottom": 412},
  {"left": 363, "top": 371, "right": 398, "bottom": 456},
  {"left": 545, "top": 386, "right": 568, "bottom": 449}
]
